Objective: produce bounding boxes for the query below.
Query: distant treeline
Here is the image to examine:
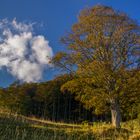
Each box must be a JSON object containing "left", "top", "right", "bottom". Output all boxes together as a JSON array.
[{"left": 0, "top": 74, "right": 139, "bottom": 123}]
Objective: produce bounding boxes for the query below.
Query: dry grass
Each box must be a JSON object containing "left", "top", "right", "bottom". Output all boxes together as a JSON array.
[{"left": 0, "top": 112, "right": 140, "bottom": 140}]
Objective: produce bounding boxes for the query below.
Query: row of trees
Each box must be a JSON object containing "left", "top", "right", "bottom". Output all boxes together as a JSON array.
[{"left": 0, "top": 75, "right": 94, "bottom": 122}]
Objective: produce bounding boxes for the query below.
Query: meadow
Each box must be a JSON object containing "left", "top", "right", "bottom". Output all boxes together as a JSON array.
[{"left": 0, "top": 112, "right": 140, "bottom": 140}]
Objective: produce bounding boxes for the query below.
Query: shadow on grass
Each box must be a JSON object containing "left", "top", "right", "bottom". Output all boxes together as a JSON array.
[
  {"left": 0, "top": 125, "right": 95, "bottom": 140},
  {"left": 94, "top": 127, "right": 133, "bottom": 140},
  {"left": 0, "top": 116, "right": 95, "bottom": 140}
]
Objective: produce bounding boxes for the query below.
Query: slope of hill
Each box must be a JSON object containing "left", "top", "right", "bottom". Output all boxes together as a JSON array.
[{"left": 0, "top": 112, "right": 140, "bottom": 140}]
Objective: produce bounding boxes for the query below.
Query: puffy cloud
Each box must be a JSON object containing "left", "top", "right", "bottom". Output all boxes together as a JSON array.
[{"left": 0, "top": 19, "right": 53, "bottom": 83}]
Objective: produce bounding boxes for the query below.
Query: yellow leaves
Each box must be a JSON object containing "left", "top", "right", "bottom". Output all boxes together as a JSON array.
[
  {"left": 61, "top": 80, "right": 81, "bottom": 94},
  {"left": 53, "top": 5, "right": 140, "bottom": 116},
  {"left": 52, "top": 52, "right": 67, "bottom": 62}
]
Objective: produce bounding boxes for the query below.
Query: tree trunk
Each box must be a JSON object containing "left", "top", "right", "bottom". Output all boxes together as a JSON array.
[{"left": 110, "top": 98, "right": 121, "bottom": 128}]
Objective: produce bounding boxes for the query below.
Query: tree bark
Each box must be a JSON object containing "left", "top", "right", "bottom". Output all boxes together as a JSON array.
[{"left": 110, "top": 98, "right": 121, "bottom": 128}]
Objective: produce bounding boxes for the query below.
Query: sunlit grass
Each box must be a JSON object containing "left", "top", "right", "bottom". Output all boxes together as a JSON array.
[{"left": 0, "top": 111, "right": 140, "bottom": 140}]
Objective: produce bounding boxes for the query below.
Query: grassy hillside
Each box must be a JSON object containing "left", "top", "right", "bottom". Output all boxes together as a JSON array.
[{"left": 0, "top": 112, "right": 140, "bottom": 140}]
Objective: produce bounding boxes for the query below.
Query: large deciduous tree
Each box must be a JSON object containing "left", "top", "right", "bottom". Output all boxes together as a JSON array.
[{"left": 53, "top": 5, "right": 140, "bottom": 128}]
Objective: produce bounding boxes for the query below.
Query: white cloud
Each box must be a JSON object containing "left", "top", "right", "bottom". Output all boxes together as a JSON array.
[
  {"left": 0, "top": 19, "right": 53, "bottom": 83},
  {"left": 12, "top": 18, "right": 34, "bottom": 33}
]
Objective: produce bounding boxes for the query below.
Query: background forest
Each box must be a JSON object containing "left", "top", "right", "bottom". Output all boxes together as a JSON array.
[{"left": 0, "top": 73, "right": 139, "bottom": 123}]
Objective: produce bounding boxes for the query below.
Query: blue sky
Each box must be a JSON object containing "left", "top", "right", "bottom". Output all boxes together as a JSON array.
[{"left": 0, "top": 0, "right": 140, "bottom": 87}]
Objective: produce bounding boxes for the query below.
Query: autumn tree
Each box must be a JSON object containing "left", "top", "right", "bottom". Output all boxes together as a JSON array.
[{"left": 53, "top": 5, "right": 140, "bottom": 128}]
